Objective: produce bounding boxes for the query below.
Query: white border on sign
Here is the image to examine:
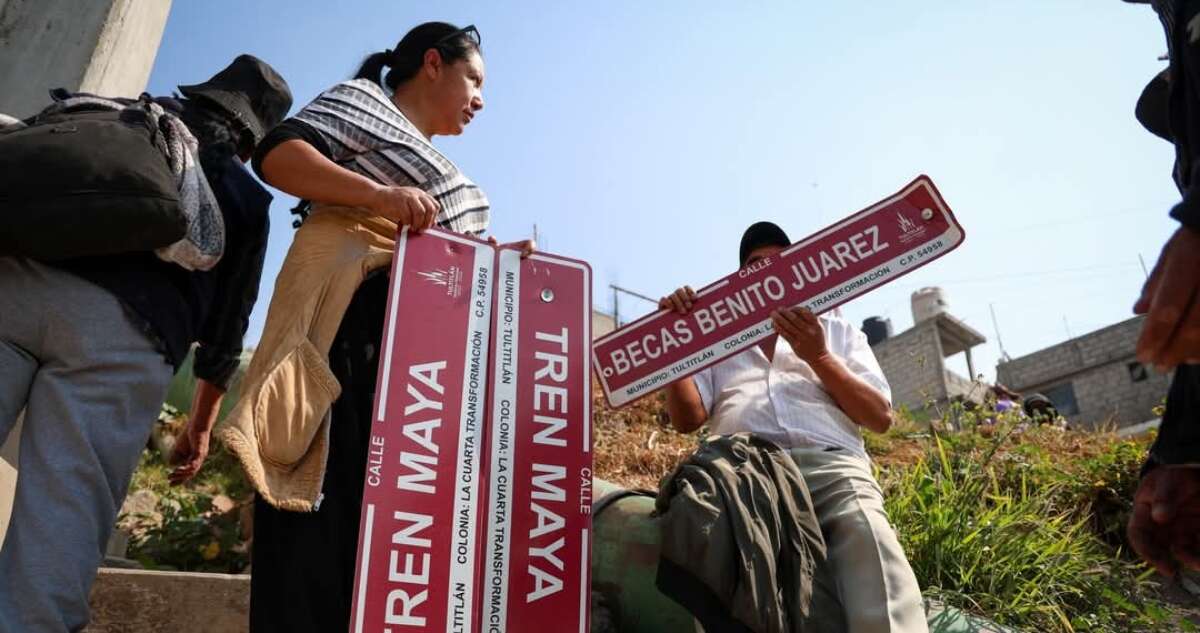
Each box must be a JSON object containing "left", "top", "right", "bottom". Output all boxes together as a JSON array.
[
  {"left": 354, "top": 504, "right": 377, "bottom": 633},
  {"left": 578, "top": 528, "right": 589, "bottom": 633},
  {"left": 376, "top": 227, "right": 411, "bottom": 422},
  {"left": 483, "top": 248, "right": 522, "bottom": 630},
  {"left": 444, "top": 241, "right": 495, "bottom": 633}
]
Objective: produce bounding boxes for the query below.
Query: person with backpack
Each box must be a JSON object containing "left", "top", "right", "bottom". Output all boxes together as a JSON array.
[
  {"left": 212, "top": 22, "right": 529, "bottom": 631},
  {"left": 0, "top": 55, "right": 292, "bottom": 632}
]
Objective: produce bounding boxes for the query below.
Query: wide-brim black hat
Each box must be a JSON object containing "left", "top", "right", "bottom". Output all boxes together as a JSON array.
[
  {"left": 739, "top": 221, "right": 791, "bottom": 266},
  {"left": 179, "top": 54, "right": 292, "bottom": 146}
]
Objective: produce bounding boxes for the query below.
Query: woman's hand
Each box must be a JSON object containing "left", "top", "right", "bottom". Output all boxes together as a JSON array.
[
  {"left": 487, "top": 237, "right": 537, "bottom": 258},
  {"left": 367, "top": 185, "right": 440, "bottom": 232},
  {"left": 168, "top": 419, "right": 212, "bottom": 485}
]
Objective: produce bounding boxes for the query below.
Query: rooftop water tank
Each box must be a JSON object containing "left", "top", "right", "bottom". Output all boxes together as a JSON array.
[
  {"left": 862, "top": 316, "right": 893, "bottom": 346},
  {"left": 912, "top": 287, "right": 949, "bottom": 324}
]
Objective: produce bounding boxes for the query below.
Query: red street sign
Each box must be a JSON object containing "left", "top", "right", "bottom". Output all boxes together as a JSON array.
[
  {"left": 479, "top": 249, "right": 594, "bottom": 633},
  {"left": 351, "top": 228, "right": 494, "bottom": 633},
  {"left": 592, "top": 175, "right": 965, "bottom": 408}
]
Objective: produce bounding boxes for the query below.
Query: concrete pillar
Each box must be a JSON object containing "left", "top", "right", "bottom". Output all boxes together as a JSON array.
[
  {"left": 0, "top": 0, "right": 172, "bottom": 118},
  {"left": 0, "top": 0, "right": 171, "bottom": 546},
  {"left": 965, "top": 348, "right": 976, "bottom": 380}
]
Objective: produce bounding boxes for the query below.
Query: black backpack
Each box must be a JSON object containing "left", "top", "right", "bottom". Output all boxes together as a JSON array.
[{"left": 0, "top": 102, "right": 187, "bottom": 260}]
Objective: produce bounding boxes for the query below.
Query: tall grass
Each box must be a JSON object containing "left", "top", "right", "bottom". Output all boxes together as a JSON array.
[{"left": 876, "top": 411, "right": 1189, "bottom": 632}]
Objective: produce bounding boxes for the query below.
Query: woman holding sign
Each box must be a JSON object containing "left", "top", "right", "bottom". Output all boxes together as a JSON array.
[{"left": 210, "top": 22, "right": 530, "bottom": 632}]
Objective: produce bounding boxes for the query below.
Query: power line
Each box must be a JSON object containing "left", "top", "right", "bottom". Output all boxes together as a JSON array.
[{"left": 889, "top": 262, "right": 1141, "bottom": 289}]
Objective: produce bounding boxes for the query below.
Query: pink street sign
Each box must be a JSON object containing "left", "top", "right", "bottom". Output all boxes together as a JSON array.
[
  {"left": 351, "top": 228, "right": 495, "bottom": 633},
  {"left": 592, "top": 175, "right": 966, "bottom": 408},
  {"left": 479, "top": 249, "right": 594, "bottom": 633}
]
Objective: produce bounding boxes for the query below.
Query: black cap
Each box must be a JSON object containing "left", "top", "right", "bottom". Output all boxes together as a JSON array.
[
  {"left": 739, "top": 221, "right": 790, "bottom": 266},
  {"left": 178, "top": 54, "right": 292, "bottom": 146}
]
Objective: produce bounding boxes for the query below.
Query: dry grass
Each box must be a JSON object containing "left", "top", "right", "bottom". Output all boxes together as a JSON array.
[{"left": 590, "top": 383, "right": 698, "bottom": 491}]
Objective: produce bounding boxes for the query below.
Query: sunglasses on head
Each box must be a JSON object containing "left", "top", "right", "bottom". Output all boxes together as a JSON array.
[{"left": 435, "top": 24, "right": 481, "bottom": 49}]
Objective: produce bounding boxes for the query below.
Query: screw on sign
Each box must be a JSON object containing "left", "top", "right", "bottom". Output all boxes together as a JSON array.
[
  {"left": 479, "top": 249, "right": 593, "bottom": 633},
  {"left": 591, "top": 175, "right": 966, "bottom": 408}
]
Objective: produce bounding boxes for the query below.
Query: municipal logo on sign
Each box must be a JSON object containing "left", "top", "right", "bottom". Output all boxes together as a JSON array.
[
  {"left": 418, "top": 266, "right": 465, "bottom": 298},
  {"left": 896, "top": 212, "right": 927, "bottom": 244}
]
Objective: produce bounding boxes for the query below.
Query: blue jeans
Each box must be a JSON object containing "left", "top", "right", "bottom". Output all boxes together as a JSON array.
[{"left": 0, "top": 258, "right": 172, "bottom": 633}]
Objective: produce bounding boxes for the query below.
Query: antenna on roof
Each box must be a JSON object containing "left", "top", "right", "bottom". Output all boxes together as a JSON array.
[
  {"left": 990, "top": 303, "right": 1011, "bottom": 363},
  {"left": 610, "top": 284, "right": 657, "bottom": 327}
]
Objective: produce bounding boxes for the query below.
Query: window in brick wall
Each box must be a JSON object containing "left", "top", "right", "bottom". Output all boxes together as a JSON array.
[
  {"left": 1127, "top": 362, "right": 1149, "bottom": 383},
  {"left": 1043, "top": 382, "right": 1080, "bottom": 416}
]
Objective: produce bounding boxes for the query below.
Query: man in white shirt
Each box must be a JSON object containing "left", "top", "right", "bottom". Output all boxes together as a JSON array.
[{"left": 661, "top": 221, "right": 928, "bottom": 633}]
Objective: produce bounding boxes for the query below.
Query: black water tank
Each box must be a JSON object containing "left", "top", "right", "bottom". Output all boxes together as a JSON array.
[{"left": 862, "top": 317, "right": 893, "bottom": 346}]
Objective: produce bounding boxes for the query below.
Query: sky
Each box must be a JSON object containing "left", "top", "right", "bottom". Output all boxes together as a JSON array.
[{"left": 147, "top": 1, "right": 1180, "bottom": 382}]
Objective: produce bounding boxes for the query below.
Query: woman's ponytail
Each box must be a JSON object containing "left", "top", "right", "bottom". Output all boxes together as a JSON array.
[{"left": 353, "top": 51, "right": 393, "bottom": 88}]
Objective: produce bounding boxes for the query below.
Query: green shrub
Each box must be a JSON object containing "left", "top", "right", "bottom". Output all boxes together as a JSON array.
[
  {"left": 124, "top": 439, "right": 252, "bottom": 573},
  {"left": 879, "top": 422, "right": 1182, "bottom": 632},
  {"left": 125, "top": 488, "right": 248, "bottom": 573}
]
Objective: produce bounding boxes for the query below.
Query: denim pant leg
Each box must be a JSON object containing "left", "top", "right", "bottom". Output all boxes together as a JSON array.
[{"left": 0, "top": 258, "right": 172, "bottom": 633}]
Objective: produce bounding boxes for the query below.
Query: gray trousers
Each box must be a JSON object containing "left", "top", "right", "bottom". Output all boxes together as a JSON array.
[
  {"left": 0, "top": 258, "right": 172, "bottom": 633},
  {"left": 789, "top": 447, "right": 929, "bottom": 633}
]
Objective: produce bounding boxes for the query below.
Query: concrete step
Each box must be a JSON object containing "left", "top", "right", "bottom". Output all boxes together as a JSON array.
[{"left": 85, "top": 568, "right": 249, "bottom": 633}]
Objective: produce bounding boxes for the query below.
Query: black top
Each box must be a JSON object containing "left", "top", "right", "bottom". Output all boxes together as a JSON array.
[
  {"left": 253, "top": 118, "right": 332, "bottom": 174},
  {"left": 53, "top": 155, "right": 272, "bottom": 390},
  {"left": 1146, "top": 0, "right": 1200, "bottom": 229}
]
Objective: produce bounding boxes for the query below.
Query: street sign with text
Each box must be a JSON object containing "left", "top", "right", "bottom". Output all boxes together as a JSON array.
[
  {"left": 479, "top": 249, "right": 593, "bottom": 633},
  {"left": 350, "top": 230, "right": 594, "bottom": 633},
  {"left": 592, "top": 175, "right": 965, "bottom": 408},
  {"left": 351, "top": 228, "right": 494, "bottom": 633}
]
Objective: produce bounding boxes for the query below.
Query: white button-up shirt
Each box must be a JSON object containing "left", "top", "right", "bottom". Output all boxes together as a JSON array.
[{"left": 692, "top": 313, "right": 891, "bottom": 459}]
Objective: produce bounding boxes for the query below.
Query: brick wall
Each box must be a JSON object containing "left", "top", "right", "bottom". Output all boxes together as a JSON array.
[
  {"left": 592, "top": 310, "right": 616, "bottom": 340},
  {"left": 996, "top": 317, "right": 1169, "bottom": 428},
  {"left": 871, "top": 321, "right": 946, "bottom": 412}
]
